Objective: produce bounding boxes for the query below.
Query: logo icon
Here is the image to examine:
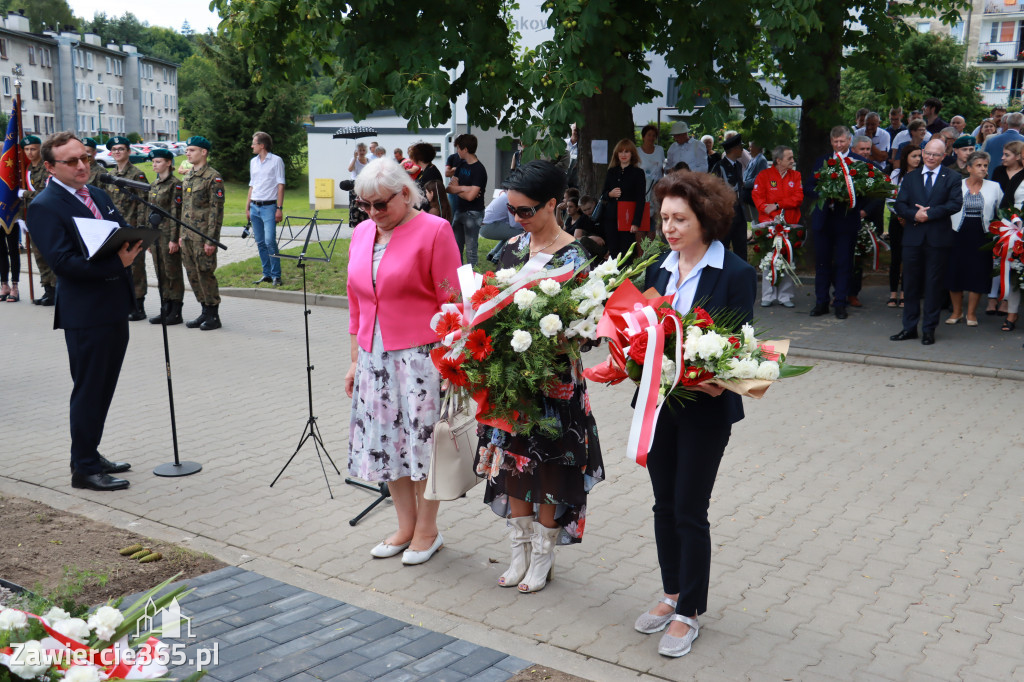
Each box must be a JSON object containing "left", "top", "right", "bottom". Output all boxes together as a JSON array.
[{"left": 134, "top": 597, "right": 194, "bottom": 639}]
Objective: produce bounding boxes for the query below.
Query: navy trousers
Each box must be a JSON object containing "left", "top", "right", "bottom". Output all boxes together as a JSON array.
[
  {"left": 902, "top": 244, "right": 951, "bottom": 335},
  {"left": 813, "top": 212, "right": 859, "bottom": 307},
  {"left": 64, "top": 320, "right": 129, "bottom": 475}
]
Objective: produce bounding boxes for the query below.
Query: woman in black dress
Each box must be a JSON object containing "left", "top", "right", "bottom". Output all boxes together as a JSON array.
[
  {"left": 598, "top": 138, "right": 647, "bottom": 259},
  {"left": 475, "top": 161, "right": 604, "bottom": 594}
]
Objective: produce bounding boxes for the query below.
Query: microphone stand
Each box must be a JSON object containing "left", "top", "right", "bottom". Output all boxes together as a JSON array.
[{"left": 122, "top": 189, "right": 227, "bottom": 477}]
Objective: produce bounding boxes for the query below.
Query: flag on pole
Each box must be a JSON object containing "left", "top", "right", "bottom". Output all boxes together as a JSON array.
[{"left": 0, "top": 104, "right": 22, "bottom": 234}]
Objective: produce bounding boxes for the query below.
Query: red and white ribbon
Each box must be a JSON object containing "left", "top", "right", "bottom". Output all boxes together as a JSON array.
[
  {"left": 838, "top": 155, "right": 856, "bottom": 206},
  {"left": 989, "top": 217, "right": 1024, "bottom": 301},
  {"left": 861, "top": 227, "right": 890, "bottom": 271},
  {"left": 622, "top": 305, "right": 682, "bottom": 467}
]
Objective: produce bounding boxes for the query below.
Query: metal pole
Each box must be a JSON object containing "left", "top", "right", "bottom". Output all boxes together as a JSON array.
[{"left": 12, "top": 64, "right": 35, "bottom": 302}]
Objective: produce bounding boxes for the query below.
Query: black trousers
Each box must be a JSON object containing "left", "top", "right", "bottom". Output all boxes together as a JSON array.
[
  {"left": 888, "top": 212, "right": 904, "bottom": 294},
  {"left": 64, "top": 320, "right": 129, "bottom": 475},
  {"left": 0, "top": 229, "right": 18, "bottom": 282},
  {"left": 902, "top": 244, "right": 950, "bottom": 335},
  {"left": 813, "top": 217, "right": 858, "bottom": 307},
  {"left": 647, "top": 413, "right": 731, "bottom": 617},
  {"left": 724, "top": 202, "right": 747, "bottom": 262}
]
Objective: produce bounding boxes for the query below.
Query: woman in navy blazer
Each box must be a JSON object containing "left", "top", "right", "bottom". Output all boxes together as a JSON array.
[{"left": 633, "top": 171, "right": 756, "bottom": 658}]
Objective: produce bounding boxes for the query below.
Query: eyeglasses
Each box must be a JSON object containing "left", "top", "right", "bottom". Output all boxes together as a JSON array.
[
  {"left": 507, "top": 202, "right": 543, "bottom": 219},
  {"left": 354, "top": 192, "right": 399, "bottom": 212},
  {"left": 52, "top": 155, "right": 91, "bottom": 166}
]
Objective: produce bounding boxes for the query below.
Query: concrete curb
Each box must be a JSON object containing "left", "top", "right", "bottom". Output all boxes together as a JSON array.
[
  {"left": 219, "top": 287, "right": 348, "bottom": 309},
  {"left": 788, "top": 347, "right": 1024, "bottom": 382}
]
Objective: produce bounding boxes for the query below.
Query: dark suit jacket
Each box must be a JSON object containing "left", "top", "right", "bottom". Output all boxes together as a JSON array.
[
  {"left": 26, "top": 181, "right": 134, "bottom": 330},
  {"left": 644, "top": 246, "right": 757, "bottom": 426},
  {"left": 805, "top": 152, "right": 871, "bottom": 231},
  {"left": 893, "top": 165, "right": 963, "bottom": 249}
]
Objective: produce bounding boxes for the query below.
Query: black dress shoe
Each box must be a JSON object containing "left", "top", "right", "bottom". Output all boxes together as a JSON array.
[
  {"left": 921, "top": 332, "right": 935, "bottom": 345},
  {"left": 890, "top": 329, "right": 918, "bottom": 341},
  {"left": 809, "top": 304, "right": 829, "bottom": 317},
  {"left": 834, "top": 306, "right": 848, "bottom": 320},
  {"left": 71, "top": 473, "right": 130, "bottom": 491},
  {"left": 70, "top": 456, "right": 131, "bottom": 474},
  {"left": 253, "top": 276, "right": 273, "bottom": 284},
  {"left": 272, "top": 277, "right": 283, "bottom": 286}
]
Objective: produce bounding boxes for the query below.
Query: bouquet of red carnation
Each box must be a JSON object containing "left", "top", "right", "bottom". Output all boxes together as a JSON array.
[{"left": 813, "top": 158, "right": 896, "bottom": 208}]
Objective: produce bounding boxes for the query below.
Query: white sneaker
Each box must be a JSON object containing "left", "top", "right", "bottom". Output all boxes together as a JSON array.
[{"left": 657, "top": 615, "right": 699, "bottom": 657}]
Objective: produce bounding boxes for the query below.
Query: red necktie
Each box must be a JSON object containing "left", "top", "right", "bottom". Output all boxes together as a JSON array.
[{"left": 75, "top": 187, "right": 103, "bottom": 220}]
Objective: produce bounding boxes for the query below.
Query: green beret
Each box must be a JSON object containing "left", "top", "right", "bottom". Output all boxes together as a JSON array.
[
  {"left": 186, "top": 135, "right": 211, "bottom": 151},
  {"left": 151, "top": 148, "right": 174, "bottom": 160},
  {"left": 952, "top": 135, "right": 976, "bottom": 149},
  {"left": 20, "top": 135, "right": 41, "bottom": 146},
  {"left": 108, "top": 136, "right": 132, "bottom": 149},
  {"left": 82, "top": 137, "right": 98, "bottom": 148}
]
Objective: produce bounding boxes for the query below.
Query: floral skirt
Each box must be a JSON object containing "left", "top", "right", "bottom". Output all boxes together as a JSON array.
[
  {"left": 473, "top": 357, "right": 604, "bottom": 544},
  {"left": 348, "top": 323, "right": 441, "bottom": 482}
]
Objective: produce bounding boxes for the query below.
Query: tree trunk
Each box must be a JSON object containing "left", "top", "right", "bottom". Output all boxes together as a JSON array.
[{"left": 577, "top": 87, "right": 635, "bottom": 198}]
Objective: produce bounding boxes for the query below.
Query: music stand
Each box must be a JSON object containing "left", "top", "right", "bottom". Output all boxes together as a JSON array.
[{"left": 268, "top": 212, "right": 345, "bottom": 497}]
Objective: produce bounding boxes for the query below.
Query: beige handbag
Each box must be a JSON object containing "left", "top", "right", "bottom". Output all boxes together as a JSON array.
[{"left": 425, "top": 389, "right": 481, "bottom": 501}]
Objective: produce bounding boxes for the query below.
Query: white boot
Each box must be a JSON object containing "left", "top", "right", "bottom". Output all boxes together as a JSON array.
[
  {"left": 498, "top": 516, "right": 534, "bottom": 587},
  {"left": 518, "top": 522, "right": 559, "bottom": 593}
]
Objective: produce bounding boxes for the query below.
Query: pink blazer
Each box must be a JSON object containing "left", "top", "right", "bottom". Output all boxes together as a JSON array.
[{"left": 347, "top": 212, "right": 462, "bottom": 352}]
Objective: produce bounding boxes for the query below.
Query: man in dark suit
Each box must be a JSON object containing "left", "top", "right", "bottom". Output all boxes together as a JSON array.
[
  {"left": 890, "top": 139, "right": 963, "bottom": 345},
  {"left": 805, "top": 126, "right": 871, "bottom": 319},
  {"left": 27, "top": 131, "right": 142, "bottom": 491}
]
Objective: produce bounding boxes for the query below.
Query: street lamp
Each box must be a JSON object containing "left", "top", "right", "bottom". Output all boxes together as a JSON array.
[{"left": 98, "top": 103, "right": 104, "bottom": 143}]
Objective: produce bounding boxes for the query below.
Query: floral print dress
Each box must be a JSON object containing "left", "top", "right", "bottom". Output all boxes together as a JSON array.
[
  {"left": 473, "top": 233, "right": 605, "bottom": 544},
  {"left": 348, "top": 242, "right": 442, "bottom": 482}
]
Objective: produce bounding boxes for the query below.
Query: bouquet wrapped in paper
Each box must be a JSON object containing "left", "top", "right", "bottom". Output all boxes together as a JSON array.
[
  {"left": 430, "top": 244, "right": 659, "bottom": 436},
  {"left": 813, "top": 157, "right": 896, "bottom": 208},
  {"left": 583, "top": 280, "right": 811, "bottom": 466}
]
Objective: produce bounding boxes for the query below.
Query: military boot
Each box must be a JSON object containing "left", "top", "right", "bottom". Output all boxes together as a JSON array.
[
  {"left": 165, "top": 300, "right": 184, "bottom": 325},
  {"left": 128, "top": 297, "right": 147, "bottom": 321},
  {"left": 199, "top": 304, "right": 221, "bottom": 331},
  {"left": 149, "top": 299, "right": 170, "bottom": 324},
  {"left": 186, "top": 305, "right": 209, "bottom": 328},
  {"left": 34, "top": 284, "right": 55, "bottom": 306}
]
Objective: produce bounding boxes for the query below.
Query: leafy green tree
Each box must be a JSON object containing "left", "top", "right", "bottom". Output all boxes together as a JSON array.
[
  {"left": 7, "top": 0, "right": 76, "bottom": 33},
  {"left": 178, "top": 35, "right": 307, "bottom": 185},
  {"left": 82, "top": 12, "right": 195, "bottom": 63},
  {"left": 840, "top": 32, "right": 987, "bottom": 126},
  {"left": 213, "top": 0, "right": 971, "bottom": 194}
]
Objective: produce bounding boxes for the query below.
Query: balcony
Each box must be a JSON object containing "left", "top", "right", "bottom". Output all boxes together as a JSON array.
[
  {"left": 978, "top": 41, "right": 1024, "bottom": 62},
  {"left": 985, "top": 1, "right": 1024, "bottom": 14}
]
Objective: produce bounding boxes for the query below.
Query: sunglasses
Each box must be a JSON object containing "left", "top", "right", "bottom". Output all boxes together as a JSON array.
[
  {"left": 52, "top": 155, "right": 91, "bottom": 166},
  {"left": 354, "top": 192, "right": 398, "bottom": 212},
  {"left": 507, "top": 202, "right": 543, "bottom": 219}
]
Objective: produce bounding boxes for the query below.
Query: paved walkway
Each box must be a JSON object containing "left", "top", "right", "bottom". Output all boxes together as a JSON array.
[{"left": 2, "top": 253, "right": 1023, "bottom": 681}]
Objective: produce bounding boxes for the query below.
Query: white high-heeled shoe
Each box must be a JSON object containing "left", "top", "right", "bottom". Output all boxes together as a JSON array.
[
  {"left": 499, "top": 516, "right": 534, "bottom": 587},
  {"left": 518, "top": 522, "right": 559, "bottom": 593}
]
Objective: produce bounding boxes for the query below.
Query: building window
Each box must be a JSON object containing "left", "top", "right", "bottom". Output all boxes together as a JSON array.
[
  {"left": 86, "top": 52, "right": 94, "bottom": 70},
  {"left": 0, "top": 39, "right": 8, "bottom": 60},
  {"left": 31, "top": 81, "right": 39, "bottom": 100},
  {"left": 89, "top": 85, "right": 95, "bottom": 100},
  {"left": 991, "top": 21, "right": 1016, "bottom": 43},
  {"left": 108, "top": 88, "right": 113, "bottom": 103},
  {"left": 916, "top": 22, "right": 931, "bottom": 34},
  {"left": 950, "top": 21, "right": 965, "bottom": 44},
  {"left": 43, "top": 49, "right": 51, "bottom": 67},
  {"left": 33, "top": 115, "right": 40, "bottom": 132},
  {"left": 986, "top": 69, "right": 1010, "bottom": 90},
  {"left": 666, "top": 76, "right": 678, "bottom": 108},
  {"left": 28, "top": 46, "right": 35, "bottom": 65},
  {"left": 2, "top": 77, "right": 10, "bottom": 97}
]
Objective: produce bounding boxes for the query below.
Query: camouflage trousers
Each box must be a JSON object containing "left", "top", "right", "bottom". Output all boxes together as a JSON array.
[
  {"left": 150, "top": 230, "right": 185, "bottom": 302},
  {"left": 31, "top": 240, "right": 56, "bottom": 287},
  {"left": 131, "top": 247, "right": 147, "bottom": 299},
  {"left": 181, "top": 239, "right": 220, "bottom": 306}
]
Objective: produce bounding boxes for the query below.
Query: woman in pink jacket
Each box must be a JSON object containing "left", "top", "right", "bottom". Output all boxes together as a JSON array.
[{"left": 345, "top": 158, "right": 462, "bottom": 566}]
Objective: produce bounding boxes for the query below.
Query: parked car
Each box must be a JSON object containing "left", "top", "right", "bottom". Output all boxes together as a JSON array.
[
  {"left": 129, "top": 144, "right": 153, "bottom": 163},
  {"left": 168, "top": 141, "right": 188, "bottom": 156},
  {"left": 94, "top": 147, "right": 114, "bottom": 168}
]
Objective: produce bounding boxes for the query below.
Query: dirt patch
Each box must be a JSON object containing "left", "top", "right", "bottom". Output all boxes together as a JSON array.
[
  {"left": 0, "top": 495, "right": 225, "bottom": 606},
  {"left": 509, "top": 666, "right": 592, "bottom": 682}
]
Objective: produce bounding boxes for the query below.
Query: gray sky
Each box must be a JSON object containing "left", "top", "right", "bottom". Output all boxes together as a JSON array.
[{"left": 68, "top": 0, "right": 222, "bottom": 33}]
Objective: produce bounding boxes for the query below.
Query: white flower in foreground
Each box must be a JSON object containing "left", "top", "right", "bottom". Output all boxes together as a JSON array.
[
  {"left": 63, "top": 666, "right": 103, "bottom": 682},
  {"left": 755, "top": 361, "right": 780, "bottom": 380},
  {"left": 726, "top": 357, "right": 759, "bottom": 379},
  {"left": 6, "top": 640, "right": 50, "bottom": 679},
  {"left": 511, "top": 330, "right": 533, "bottom": 353},
  {"left": 539, "top": 314, "right": 563, "bottom": 337},
  {"left": 592, "top": 260, "right": 620, "bottom": 278},
  {"left": 577, "top": 298, "right": 600, "bottom": 316},
  {"left": 693, "top": 331, "right": 728, "bottom": 361},
  {"left": 569, "top": 318, "right": 597, "bottom": 340},
  {"left": 683, "top": 326, "right": 703, "bottom": 362},
  {"left": 495, "top": 268, "right": 517, "bottom": 285},
  {"left": 513, "top": 288, "right": 538, "bottom": 309},
  {"left": 52, "top": 617, "right": 91, "bottom": 642},
  {"left": 87, "top": 606, "right": 124, "bottom": 641},
  {"left": 661, "top": 359, "right": 677, "bottom": 385},
  {"left": 538, "top": 278, "right": 561, "bottom": 296},
  {"left": 42, "top": 607, "right": 70, "bottom": 623},
  {"left": 0, "top": 608, "right": 28, "bottom": 631},
  {"left": 741, "top": 323, "right": 758, "bottom": 353}
]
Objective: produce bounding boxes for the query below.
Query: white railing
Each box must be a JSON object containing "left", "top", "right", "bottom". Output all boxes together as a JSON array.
[
  {"left": 985, "top": 1, "right": 1024, "bottom": 14},
  {"left": 978, "top": 41, "right": 1023, "bottom": 62}
]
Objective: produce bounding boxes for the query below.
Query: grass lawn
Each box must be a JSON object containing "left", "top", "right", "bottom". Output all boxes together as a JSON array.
[
  {"left": 216, "top": 236, "right": 500, "bottom": 298},
  {"left": 217, "top": 240, "right": 350, "bottom": 295},
  {"left": 127, "top": 161, "right": 350, "bottom": 225}
]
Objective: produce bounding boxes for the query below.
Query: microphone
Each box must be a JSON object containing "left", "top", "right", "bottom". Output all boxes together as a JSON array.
[
  {"left": 99, "top": 173, "right": 150, "bottom": 192},
  {"left": 338, "top": 179, "right": 355, "bottom": 191}
]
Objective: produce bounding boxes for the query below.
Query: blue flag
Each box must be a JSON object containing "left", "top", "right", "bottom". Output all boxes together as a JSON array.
[{"left": 0, "top": 104, "right": 21, "bottom": 234}]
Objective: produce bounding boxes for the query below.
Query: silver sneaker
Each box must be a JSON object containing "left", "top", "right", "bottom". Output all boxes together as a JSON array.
[
  {"left": 634, "top": 596, "right": 678, "bottom": 634},
  {"left": 657, "top": 614, "right": 699, "bottom": 657}
]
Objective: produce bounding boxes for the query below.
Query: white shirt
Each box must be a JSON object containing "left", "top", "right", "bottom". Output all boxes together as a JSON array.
[
  {"left": 853, "top": 126, "right": 892, "bottom": 152},
  {"left": 249, "top": 152, "right": 286, "bottom": 201},
  {"left": 660, "top": 240, "right": 725, "bottom": 314},
  {"left": 637, "top": 146, "right": 665, "bottom": 195},
  {"left": 891, "top": 129, "right": 932, "bottom": 150},
  {"left": 666, "top": 138, "right": 708, "bottom": 173}
]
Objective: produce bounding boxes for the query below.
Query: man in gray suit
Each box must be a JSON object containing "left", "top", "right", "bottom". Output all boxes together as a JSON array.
[
  {"left": 890, "top": 139, "right": 964, "bottom": 345},
  {"left": 982, "top": 112, "right": 1024, "bottom": 179}
]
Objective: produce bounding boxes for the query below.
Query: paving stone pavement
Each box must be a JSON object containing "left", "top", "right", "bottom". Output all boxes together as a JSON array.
[
  {"left": 2, "top": 259, "right": 1023, "bottom": 681},
  {"left": 122, "top": 566, "right": 529, "bottom": 682}
]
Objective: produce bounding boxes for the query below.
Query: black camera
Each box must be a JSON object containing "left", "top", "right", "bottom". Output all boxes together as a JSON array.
[
  {"left": 338, "top": 179, "right": 355, "bottom": 192},
  {"left": 241, "top": 221, "right": 251, "bottom": 239}
]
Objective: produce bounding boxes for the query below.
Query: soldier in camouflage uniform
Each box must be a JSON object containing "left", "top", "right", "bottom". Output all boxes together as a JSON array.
[
  {"left": 146, "top": 149, "right": 186, "bottom": 325},
  {"left": 177, "top": 135, "right": 224, "bottom": 331},
  {"left": 100, "top": 136, "right": 150, "bottom": 321},
  {"left": 21, "top": 135, "right": 56, "bottom": 306},
  {"left": 83, "top": 137, "right": 104, "bottom": 187}
]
